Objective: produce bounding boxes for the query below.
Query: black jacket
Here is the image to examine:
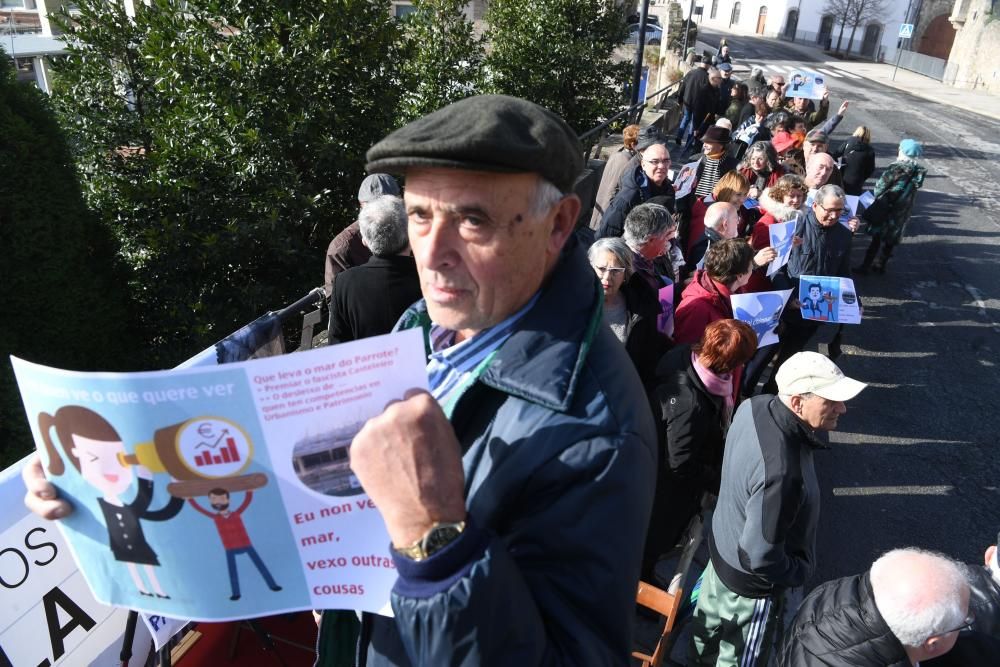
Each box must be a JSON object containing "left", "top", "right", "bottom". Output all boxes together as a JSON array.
[
  {"left": 779, "top": 572, "right": 909, "bottom": 667},
  {"left": 925, "top": 565, "right": 1000, "bottom": 666},
  {"left": 643, "top": 345, "right": 726, "bottom": 576},
  {"left": 620, "top": 274, "right": 671, "bottom": 389},
  {"left": 679, "top": 67, "right": 710, "bottom": 109},
  {"left": 327, "top": 254, "right": 423, "bottom": 344},
  {"left": 597, "top": 164, "right": 675, "bottom": 239},
  {"left": 832, "top": 138, "right": 877, "bottom": 196},
  {"left": 773, "top": 210, "right": 853, "bottom": 296}
]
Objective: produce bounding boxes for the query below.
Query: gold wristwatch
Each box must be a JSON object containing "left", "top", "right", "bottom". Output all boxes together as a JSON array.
[{"left": 394, "top": 521, "right": 466, "bottom": 561}]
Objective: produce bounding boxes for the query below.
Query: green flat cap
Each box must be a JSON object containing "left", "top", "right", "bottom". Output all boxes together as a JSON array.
[{"left": 366, "top": 95, "right": 584, "bottom": 193}]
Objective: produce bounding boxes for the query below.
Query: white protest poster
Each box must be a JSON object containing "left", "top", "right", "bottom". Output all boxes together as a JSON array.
[
  {"left": 786, "top": 70, "right": 827, "bottom": 99},
  {"left": 859, "top": 191, "right": 876, "bottom": 208},
  {"left": 673, "top": 160, "right": 701, "bottom": 199},
  {"left": 844, "top": 194, "right": 859, "bottom": 216},
  {"left": 798, "top": 275, "right": 862, "bottom": 324},
  {"left": 731, "top": 290, "right": 794, "bottom": 347},
  {"left": 767, "top": 220, "right": 797, "bottom": 277},
  {"left": 141, "top": 613, "right": 187, "bottom": 651},
  {"left": 0, "top": 457, "right": 152, "bottom": 666},
  {"left": 10, "top": 328, "right": 428, "bottom": 622}
]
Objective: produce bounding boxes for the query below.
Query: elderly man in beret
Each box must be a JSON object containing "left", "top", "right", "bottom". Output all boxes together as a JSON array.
[{"left": 22, "top": 96, "right": 657, "bottom": 663}]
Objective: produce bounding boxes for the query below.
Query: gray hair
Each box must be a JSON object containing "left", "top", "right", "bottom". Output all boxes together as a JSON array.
[
  {"left": 816, "top": 183, "right": 845, "bottom": 204},
  {"left": 623, "top": 203, "right": 672, "bottom": 249},
  {"left": 530, "top": 178, "right": 566, "bottom": 217},
  {"left": 358, "top": 195, "right": 408, "bottom": 256},
  {"left": 870, "top": 548, "right": 968, "bottom": 647},
  {"left": 707, "top": 67, "right": 721, "bottom": 79},
  {"left": 588, "top": 237, "right": 634, "bottom": 279}
]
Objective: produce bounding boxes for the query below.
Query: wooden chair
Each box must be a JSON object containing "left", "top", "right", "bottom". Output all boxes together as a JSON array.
[{"left": 631, "top": 500, "right": 707, "bottom": 667}]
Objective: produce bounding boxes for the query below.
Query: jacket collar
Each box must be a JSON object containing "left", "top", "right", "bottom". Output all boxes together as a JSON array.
[
  {"left": 768, "top": 396, "right": 826, "bottom": 449},
  {"left": 396, "top": 235, "right": 602, "bottom": 414}
]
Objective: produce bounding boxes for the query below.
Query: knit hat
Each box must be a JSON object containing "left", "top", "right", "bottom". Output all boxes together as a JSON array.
[
  {"left": 366, "top": 95, "right": 584, "bottom": 193},
  {"left": 805, "top": 128, "right": 829, "bottom": 145}
]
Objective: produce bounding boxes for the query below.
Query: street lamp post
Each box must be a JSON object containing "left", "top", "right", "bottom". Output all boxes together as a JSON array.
[{"left": 629, "top": 0, "right": 651, "bottom": 120}]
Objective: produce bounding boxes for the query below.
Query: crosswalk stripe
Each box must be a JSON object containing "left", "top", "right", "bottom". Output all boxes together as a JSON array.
[
  {"left": 824, "top": 64, "right": 862, "bottom": 79},
  {"left": 813, "top": 67, "right": 842, "bottom": 78}
]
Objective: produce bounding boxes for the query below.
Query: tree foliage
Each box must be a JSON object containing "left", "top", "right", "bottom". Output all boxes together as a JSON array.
[
  {"left": 49, "top": 0, "right": 404, "bottom": 367},
  {"left": 823, "top": 0, "right": 886, "bottom": 54},
  {"left": 0, "top": 49, "right": 136, "bottom": 465},
  {"left": 398, "top": 0, "right": 485, "bottom": 122},
  {"left": 483, "top": 0, "right": 631, "bottom": 133}
]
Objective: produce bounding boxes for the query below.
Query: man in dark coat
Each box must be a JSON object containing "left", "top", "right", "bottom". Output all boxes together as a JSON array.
[
  {"left": 324, "top": 173, "right": 401, "bottom": 295},
  {"left": 597, "top": 141, "right": 675, "bottom": 239},
  {"left": 780, "top": 548, "right": 972, "bottom": 667},
  {"left": 676, "top": 56, "right": 710, "bottom": 148},
  {"left": 327, "top": 195, "right": 423, "bottom": 344},
  {"left": 764, "top": 184, "right": 855, "bottom": 393}
]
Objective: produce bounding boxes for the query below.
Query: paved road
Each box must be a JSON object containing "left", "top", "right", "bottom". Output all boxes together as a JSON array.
[{"left": 699, "top": 27, "right": 1000, "bottom": 584}]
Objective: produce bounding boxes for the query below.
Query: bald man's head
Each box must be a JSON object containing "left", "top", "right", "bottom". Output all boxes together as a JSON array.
[{"left": 704, "top": 202, "right": 739, "bottom": 239}]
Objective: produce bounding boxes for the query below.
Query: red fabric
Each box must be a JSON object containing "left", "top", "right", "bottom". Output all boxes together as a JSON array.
[
  {"left": 746, "top": 212, "right": 780, "bottom": 293},
  {"left": 738, "top": 166, "right": 785, "bottom": 190},
  {"left": 190, "top": 493, "right": 253, "bottom": 550},
  {"left": 674, "top": 269, "right": 737, "bottom": 345},
  {"left": 687, "top": 198, "right": 709, "bottom": 254}
]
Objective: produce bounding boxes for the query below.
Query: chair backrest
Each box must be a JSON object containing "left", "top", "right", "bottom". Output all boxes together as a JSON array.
[{"left": 630, "top": 495, "right": 709, "bottom": 667}]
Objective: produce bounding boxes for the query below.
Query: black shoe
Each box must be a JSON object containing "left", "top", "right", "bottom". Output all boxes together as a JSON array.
[
  {"left": 139, "top": 591, "right": 153, "bottom": 597},
  {"left": 155, "top": 593, "right": 171, "bottom": 599},
  {"left": 230, "top": 594, "right": 241, "bottom": 601},
  {"left": 269, "top": 585, "right": 283, "bottom": 592}
]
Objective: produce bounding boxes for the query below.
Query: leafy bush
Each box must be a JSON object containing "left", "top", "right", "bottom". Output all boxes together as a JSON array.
[{"left": 0, "top": 50, "right": 136, "bottom": 466}]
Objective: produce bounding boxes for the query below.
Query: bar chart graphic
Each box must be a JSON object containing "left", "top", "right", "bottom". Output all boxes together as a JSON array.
[
  {"left": 176, "top": 417, "right": 252, "bottom": 478},
  {"left": 194, "top": 437, "right": 242, "bottom": 467}
]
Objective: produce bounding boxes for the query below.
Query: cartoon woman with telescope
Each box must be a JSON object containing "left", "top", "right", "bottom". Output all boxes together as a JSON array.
[{"left": 38, "top": 405, "right": 184, "bottom": 598}]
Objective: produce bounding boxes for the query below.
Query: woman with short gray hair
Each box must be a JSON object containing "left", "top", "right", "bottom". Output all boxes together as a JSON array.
[{"left": 588, "top": 237, "right": 666, "bottom": 388}]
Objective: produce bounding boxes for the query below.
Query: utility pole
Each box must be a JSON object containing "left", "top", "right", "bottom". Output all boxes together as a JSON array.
[
  {"left": 681, "top": 0, "right": 695, "bottom": 60},
  {"left": 629, "top": 0, "right": 651, "bottom": 118},
  {"left": 892, "top": 0, "right": 913, "bottom": 81}
]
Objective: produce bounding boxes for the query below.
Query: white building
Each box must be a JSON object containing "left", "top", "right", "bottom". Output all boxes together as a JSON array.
[
  {"left": 676, "top": 0, "right": 912, "bottom": 62},
  {"left": 0, "top": 0, "right": 72, "bottom": 92}
]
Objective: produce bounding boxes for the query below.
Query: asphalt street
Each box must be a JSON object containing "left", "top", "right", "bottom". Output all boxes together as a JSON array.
[{"left": 699, "top": 27, "right": 1000, "bottom": 585}]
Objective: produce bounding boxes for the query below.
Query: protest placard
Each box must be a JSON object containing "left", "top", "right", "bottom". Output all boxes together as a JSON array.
[
  {"left": 0, "top": 457, "right": 153, "bottom": 666},
  {"left": 731, "top": 290, "right": 794, "bottom": 347},
  {"left": 767, "top": 220, "right": 797, "bottom": 277},
  {"left": 656, "top": 281, "right": 675, "bottom": 337},
  {"left": 798, "top": 275, "right": 862, "bottom": 324},
  {"left": 673, "top": 160, "right": 701, "bottom": 200},
  {"left": 785, "top": 70, "right": 827, "bottom": 99},
  {"left": 10, "top": 329, "right": 428, "bottom": 622}
]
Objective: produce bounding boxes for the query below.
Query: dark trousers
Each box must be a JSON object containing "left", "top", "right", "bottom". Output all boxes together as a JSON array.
[
  {"left": 761, "top": 315, "right": 820, "bottom": 394},
  {"left": 862, "top": 233, "right": 895, "bottom": 268},
  {"left": 226, "top": 546, "right": 278, "bottom": 596},
  {"left": 742, "top": 343, "right": 779, "bottom": 396}
]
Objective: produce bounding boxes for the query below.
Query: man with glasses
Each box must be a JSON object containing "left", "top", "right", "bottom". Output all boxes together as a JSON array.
[
  {"left": 780, "top": 548, "right": 972, "bottom": 666},
  {"left": 597, "top": 140, "right": 675, "bottom": 240},
  {"left": 763, "top": 184, "right": 855, "bottom": 393}
]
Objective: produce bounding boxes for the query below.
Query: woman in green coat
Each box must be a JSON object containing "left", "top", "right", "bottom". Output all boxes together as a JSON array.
[{"left": 858, "top": 139, "right": 927, "bottom": 274}]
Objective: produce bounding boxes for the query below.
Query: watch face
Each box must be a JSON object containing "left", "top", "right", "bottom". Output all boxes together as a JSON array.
[{"left": 424, "top": 525, "right": 462, "bottom": 555}]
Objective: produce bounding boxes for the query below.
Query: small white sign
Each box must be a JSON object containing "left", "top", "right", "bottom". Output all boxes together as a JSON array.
[{"left": 898, "top": 23, "right": 914, "bottom": 38}]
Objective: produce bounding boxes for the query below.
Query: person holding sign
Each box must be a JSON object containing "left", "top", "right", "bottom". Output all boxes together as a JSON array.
[
  {"left": 25, "top": 95, "right": 659, "bottom": 666},
  {"left": 764, "top": 184, "right": 857, "bottom": 394}
]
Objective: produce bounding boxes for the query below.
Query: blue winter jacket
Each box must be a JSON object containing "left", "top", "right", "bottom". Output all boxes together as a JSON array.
[{"left": 363, "top": 235, "right": 658, "bottom": 665}]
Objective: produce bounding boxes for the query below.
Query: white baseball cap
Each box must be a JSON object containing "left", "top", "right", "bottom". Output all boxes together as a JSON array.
[{"left": 775, "top": 352, "right": 867, "bottom": 401}]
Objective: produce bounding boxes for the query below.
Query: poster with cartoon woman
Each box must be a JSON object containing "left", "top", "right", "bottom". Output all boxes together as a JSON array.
[{"left": 38, "top": 406, "right": 183, "bottom": 598}]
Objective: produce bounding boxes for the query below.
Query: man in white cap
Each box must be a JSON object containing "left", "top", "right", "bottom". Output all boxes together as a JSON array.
[{"left": 689, "top": 351, "right": 866, "bottom": 667}]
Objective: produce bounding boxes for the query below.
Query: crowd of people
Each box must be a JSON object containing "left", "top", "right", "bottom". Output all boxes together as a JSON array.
[{"left": 19, "top": 68, "right": 989, "bottom": 666}]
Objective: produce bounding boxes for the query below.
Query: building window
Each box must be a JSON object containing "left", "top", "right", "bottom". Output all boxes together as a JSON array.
[
  {"left": 392, "top": 2, "right": 416, "bottom": 18},
  {"left": 14, "top": 56, "right": 36, "bottom": 85},
  {"left": 730, "top": 1, "right": 741, "bottom": 25},
  {"left": 710, "top": 0, "right": 718, "bottom": 19}
]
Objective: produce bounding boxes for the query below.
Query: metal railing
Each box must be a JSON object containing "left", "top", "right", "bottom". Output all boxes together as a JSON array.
[
  {"left": 895, "top": 49, "right": 947, "bottom": 81},
  {"left": 579, "top": 78, "right": 682, "bottom": 159}
]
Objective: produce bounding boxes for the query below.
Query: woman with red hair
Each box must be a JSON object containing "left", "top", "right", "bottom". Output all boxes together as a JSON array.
[{"left": 641, "top": 319, "right": 757, "bottom": 582}]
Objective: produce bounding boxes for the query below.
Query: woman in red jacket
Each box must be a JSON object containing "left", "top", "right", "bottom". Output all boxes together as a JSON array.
[{"left": 745, "top": 173, "right": 807, "bottom": 294}]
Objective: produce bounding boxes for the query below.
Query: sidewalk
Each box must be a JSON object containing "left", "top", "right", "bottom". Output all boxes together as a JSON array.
[{"left": 697, "top": 34, "right": 1000, "bottom": 122}]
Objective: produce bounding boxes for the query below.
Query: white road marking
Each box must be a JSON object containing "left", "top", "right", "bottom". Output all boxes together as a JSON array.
[
  {"left": 824, "top": 64, "right": 861, "bottom": 79},
  {"left": 833, "top": 485, "right": 955, "bottom": 496},
  {"left": 814, "top": 67, "right": 841, "bottom": 77}
]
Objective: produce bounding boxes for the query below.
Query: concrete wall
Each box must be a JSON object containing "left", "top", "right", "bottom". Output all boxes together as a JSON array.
[{"left": 945, "top": 0, "right": 1000, "bottom": 93}]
